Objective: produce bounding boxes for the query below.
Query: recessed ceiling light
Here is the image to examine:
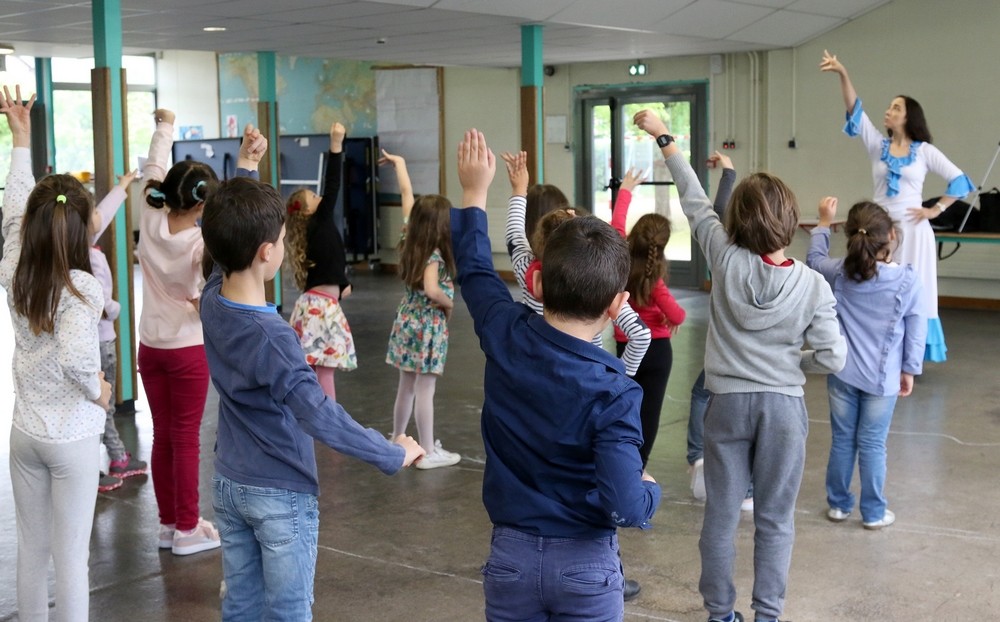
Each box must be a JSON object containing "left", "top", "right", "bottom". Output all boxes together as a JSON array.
[
  {"left": 203, "top": 26, "right": 227, "bottom": 32},
  {"left": 0, "top": 43, "right": 15, "bottom": 55}
]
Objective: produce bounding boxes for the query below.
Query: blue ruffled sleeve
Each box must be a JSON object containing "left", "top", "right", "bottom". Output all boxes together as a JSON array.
[
  {"left": 945, "top": 173, "right": 975, "bottom": 198},
  {"left": 843, "top": 98, "right": 863, "bottom": 137}
]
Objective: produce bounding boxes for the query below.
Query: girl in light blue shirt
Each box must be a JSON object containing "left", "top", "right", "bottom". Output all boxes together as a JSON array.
[{"left": 807, "top": 197, "right": 926, "bottom": 530}]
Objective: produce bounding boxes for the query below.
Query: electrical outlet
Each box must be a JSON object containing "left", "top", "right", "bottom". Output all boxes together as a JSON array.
[{"left": 788, "top": 139, "right": 796, "bottom": 149}]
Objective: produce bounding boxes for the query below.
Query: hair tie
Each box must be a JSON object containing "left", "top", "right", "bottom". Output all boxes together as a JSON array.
[
  {"left": 288, "top": 200, "right": 302, "bottom": 215},
  {"left": 149, "top": 188, "right": 166, "bottom": 200},
  {"left": 55, "top": 194, "right": 67, "bottom": 204},
  {"left": 858, "top": 228, "right": 867, "bottom": 235},
  {"left": 192, "top": 179, "right": 207, "bottom": 201}
]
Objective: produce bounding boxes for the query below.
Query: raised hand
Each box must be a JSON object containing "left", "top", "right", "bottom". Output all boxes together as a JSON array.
[
  {"left": 819, "top": 49, "right": 846, "bottom": 75},
  {"left": 621, "top": 167, "right": 646, "bottom": 192},
  {"left": 329, "top": 122, "right": 346, "bottom": 153},
  {"left": 117, "top": 169, "right": 139, "bottom": 189},
  {"left": 1, "top": 85, "right": 36, "bottom": 147},
  {"left": 501, "top": 150, "right": 529, "bottom": 195},
  {"left": 239, "top": 124, "right": 268, "bottom": 164},
  {"left": 153, "top": 108, "right": 176, "bottom": 125},
  {"left": 708, "top": 151, "right": 733, "bottom": 170},
  {"left": 633, "top": 109, "right": 668, "bottom": 139},
  {"left": 377, "top": 148, "right": 406, "bottom": 168},
  {"left": 457, "top": 129, "right": 496, "bottom": 209},
  {"left": 818, "top": 196, "right": 838, "bottom": 227}
]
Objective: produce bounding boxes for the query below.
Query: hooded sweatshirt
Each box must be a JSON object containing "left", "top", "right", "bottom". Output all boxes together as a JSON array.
[{"left": 664, "top": 152, "right": 846, "bottom": 396}]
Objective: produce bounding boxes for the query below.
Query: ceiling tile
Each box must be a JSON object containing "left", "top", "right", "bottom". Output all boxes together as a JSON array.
[
  {"left": 656, "top": 0, "right": 774, "bottom": 39},
  {"left": 549, "top": 0, "right": 690, "bottom": 31},
  {"left": 728, "top": 9, "right": 843, "bottom": 46},
  {"left": 786, "top": 0, "right": 890, "bottom": 19}
]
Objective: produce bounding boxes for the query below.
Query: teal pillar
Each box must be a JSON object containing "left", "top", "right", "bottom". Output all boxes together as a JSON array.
[
  {"left": 520, "top": 25, "right": 544, "bottom": 183},
  {"left": 257, "top": 51, "right": 282, "bottom": 305},
  {"left": 33, "top": 58, "right": 55, "bottom": 172},
  {"left": 93, "top": 0, "right": 135, "bottom": 403}
]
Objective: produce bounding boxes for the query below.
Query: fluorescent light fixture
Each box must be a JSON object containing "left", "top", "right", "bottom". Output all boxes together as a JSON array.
[
  {"left": 202, "top": 26, "right": 227, "bottom": 32},
  {"left": 0, "top": 43, "right": 15, "bottom": 55}
]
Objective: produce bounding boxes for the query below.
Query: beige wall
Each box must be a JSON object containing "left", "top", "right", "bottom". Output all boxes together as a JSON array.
[{"left": 455, "top": 0, "right": 999, "bottom": 298}]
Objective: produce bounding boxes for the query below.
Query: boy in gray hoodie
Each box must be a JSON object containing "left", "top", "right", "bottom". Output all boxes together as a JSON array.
[{"left": 635, "top": 110, "right": 846, "bottom": 622}]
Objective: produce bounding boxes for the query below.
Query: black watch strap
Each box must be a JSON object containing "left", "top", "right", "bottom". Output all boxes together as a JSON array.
[{"left": 656, "top": 134, "right": 674, "bottom": 148}]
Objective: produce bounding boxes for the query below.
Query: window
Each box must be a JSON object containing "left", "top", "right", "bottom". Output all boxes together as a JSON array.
[
  {"left": 51, "top": 55, "right": 157, "bottom": 175},
  {"left": 0, "top": 55, "right": 37, "bottom": 192}
]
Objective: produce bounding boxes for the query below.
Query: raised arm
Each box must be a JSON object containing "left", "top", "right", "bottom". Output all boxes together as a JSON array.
[
  {"left": 612, "top": 303, "right": 650, "bottom": 377},
  {"left": 143, "top": 109, "right": 175, "bottom": 185},
  {"left": 378, "top": 149, "right": 414, "bottom": 221},
  {"left": 236, "top": 123, "right": 268, "bottom": 176},
  {"left": 92, "top": 170, "right": 137, "bottom": 243},
  {"left": 611, "top": 167, "right": 645, "bottom": 237},
  {"left": 315, "top": 122, "right": 345, "bottom": 221},
  {"left": 708, "top": 151, "right": 736, "bottom": 216},
  {"left": 820, "top": 50, "right": 858, "bottom": 113},
  {"left": 806, "top": 197, "right": 842, "bottom": 285},
  {"left": 0, "top": 84, "right": 36, "bottom": 290}
]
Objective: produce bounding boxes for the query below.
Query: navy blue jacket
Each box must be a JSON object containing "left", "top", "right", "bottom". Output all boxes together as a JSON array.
[{"left": 452, "top": 207, "right": 660, "bottom": 538}]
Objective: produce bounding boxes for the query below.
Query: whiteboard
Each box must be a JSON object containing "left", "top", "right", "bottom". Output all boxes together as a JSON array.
[{"left": 375, "top": 68, "right": 441, "bottom": 196}]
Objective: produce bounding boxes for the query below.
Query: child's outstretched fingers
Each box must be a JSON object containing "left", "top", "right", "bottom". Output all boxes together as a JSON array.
[
  {"left": 117, "top": 169, "right": 139, "bottom": 188},
  {"left": 817, "top": 196, "right": 838, "bottom": 220}
]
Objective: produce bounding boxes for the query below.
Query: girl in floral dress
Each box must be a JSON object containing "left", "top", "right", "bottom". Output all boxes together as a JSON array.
[
  {"left": 287, "top": 122, "right": 355, "bottom": 400},
  {"left": 381, "top": 149, "right": 460, "bottom": 470}
]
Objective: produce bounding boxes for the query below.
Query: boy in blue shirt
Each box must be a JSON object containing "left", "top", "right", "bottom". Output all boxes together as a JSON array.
[
  {"left": 200, "top": 167, "right": 424, "bottom": 621},
  {"left": 453, "top": 129, "right": 661, "bottom": 621}
]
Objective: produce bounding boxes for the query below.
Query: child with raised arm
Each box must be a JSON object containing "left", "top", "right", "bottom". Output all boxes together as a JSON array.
[
  {"left": 380, "top": 149, "right": 461, "bottom": 469},
  {"left": 138, "top": 108, "right": 226, "bottom": 555},
  {"left": 286, "top": 122, "right": 355, "bottom": 400},
  {"left": 807, "top": 197, "right": 925, "bottom": 530},
  {"left": 612, "top": 166, "right": 686, "bottom": 469},
  {"left": 500, "top": 150, "right": 651, "bottom": 377},
  {"left": 90, "top": 170, "right": 149, "bottom": 493},
  {"left": 200, "top": 142, "right": 423, "bottom": 621},
  {"left": 454, "top": 129, "right": 660, "bottom": 621},
  {"left": 635, "top": 109, "right": 846, "bottom": 622},
  {"left": 2, "top": 85, "right": 113, "bottom": 622}
]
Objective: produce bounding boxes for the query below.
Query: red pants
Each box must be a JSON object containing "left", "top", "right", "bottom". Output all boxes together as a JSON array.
[{"left": 138, "top": 343, "right": 209, "bottom": 532}]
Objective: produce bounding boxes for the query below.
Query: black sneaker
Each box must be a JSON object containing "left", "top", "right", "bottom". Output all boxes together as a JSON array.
[{"left": 623, "top": 578, "right": 641, "bottom": 601}]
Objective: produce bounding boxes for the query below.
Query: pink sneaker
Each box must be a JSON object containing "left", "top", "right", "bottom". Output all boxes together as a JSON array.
[
  {"left": 172, "top": 518, "right": 221, "bottom": 556},
  {"left": 158, "top": 524, "right": 176, "bottom": 549},
  {"left": 108, "top": 453, "right": 148, "bottom": 479}
]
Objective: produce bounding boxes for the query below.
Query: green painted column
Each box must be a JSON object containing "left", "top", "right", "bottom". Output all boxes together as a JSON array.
[
  {"left": 520, "top": 24, "right": 544, "bottom": 183},
  {"left": 33, "top": 57, "right": 55, "bottom": 172},
  {"left": 92, "top": 0, "right": 135, "bottom": 404},
  {"left": 257, "top": 51, "right": 282, "bottom": 305}
]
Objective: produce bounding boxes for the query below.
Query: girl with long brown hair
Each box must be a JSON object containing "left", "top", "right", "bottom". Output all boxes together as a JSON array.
[
  {"left": 1, "top": 84, "right": 112, "bottom": 622},
  {"left": 381, "top": 150, "right": 460, "bottom": 470}
]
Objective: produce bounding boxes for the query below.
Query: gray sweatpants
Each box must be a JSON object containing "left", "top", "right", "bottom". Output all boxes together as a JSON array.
[
  {"left": 10, "top": 426, "right": 100, "bottom": 622},
  {"left": 99, "top": 339, "right": 126, "bottom": 462},
  {"left": 698, "top": 391, "right": 807, "bottom": 621}
]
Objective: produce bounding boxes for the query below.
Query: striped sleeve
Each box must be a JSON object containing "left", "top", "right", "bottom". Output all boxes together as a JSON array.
[{"left": 613, "top": 302, "right": 650, "bottom": 376}]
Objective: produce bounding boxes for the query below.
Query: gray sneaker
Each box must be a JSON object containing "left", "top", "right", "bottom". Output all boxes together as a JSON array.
[{"left": 863, "top": 509, "right": 895, "bottom": 530}]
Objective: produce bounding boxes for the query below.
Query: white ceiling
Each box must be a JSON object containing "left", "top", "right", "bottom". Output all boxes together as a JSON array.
[{"left": 0, "top": 0, "right": 890, "bottom": 66}]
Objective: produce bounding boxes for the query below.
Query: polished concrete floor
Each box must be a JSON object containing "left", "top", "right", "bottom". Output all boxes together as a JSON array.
[{"left": 1, "top": 266, "right": 999, "bottom": 621}]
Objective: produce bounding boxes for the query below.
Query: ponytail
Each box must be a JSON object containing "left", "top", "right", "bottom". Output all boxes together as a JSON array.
[
  {"left": 843, "top": 201, "right": 894, "bottom": 283},
  {"left": 145, "top": 160, "right": 218, "bottom": 211},
  {"left": 625, "top": 213, "right": 671, "bottom": 307}
]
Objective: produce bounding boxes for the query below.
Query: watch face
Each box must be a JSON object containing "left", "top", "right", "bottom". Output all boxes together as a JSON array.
[{"left": 657, "top": 134, "right": 673, "bottom": 148}]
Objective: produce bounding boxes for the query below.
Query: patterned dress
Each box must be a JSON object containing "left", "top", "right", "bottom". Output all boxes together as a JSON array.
[{"left": 385, "top": 250, "right": 453, "bottom": 375}]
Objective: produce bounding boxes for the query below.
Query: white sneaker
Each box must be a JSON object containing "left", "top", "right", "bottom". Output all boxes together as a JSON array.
[
  {"left": 172, "top": 517, "right": 221, "bottom": 556},
  {"left": 416, "top": 447, "right": 461, "bottom": 470},
  {"left": 158, "top": 523, "right": 176, "bottom": 549},
  {"left": 863, "top": 509, "right": 895, "bottom": 530},
  {"left": 827, "top": 507, "right": 851, "bottom": 522},
  {"left": 740, "top": 496, "right": 754, "bottom": 512},
  {"left": 690, "top": 458, "right": 706, "bottom": 501},
  {"left": 434, "top": 439, "right": 460, "bottom": 461}
]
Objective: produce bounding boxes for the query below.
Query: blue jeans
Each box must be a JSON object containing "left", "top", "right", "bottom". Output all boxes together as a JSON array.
[
  {"left": 481, "top": 526, "right": 624, "bottom": 622},
  {"left": 825, "top": 375, "right": 898, "bottom": 523},
  {"left": 213, "top": 474, "right": 320, "bottom": 621},
  {"left": 687, "top": 370, "right": 710, "bottom": 465}
]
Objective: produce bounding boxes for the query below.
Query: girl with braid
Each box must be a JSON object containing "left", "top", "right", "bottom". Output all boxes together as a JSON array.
[{"left": 611, "top": 166, "right": 686, "bottom": 469}]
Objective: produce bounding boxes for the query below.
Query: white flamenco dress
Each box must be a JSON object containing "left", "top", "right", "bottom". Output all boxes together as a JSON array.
[{"left": 844, "top": 99, "right": 975, "bottom": 362}]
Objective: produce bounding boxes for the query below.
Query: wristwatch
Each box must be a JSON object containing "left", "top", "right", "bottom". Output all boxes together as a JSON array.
[{"left": 656, "top": 134, "right": 674, "bottom": 148}]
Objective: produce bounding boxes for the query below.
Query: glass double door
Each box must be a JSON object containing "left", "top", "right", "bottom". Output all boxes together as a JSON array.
[{"left": 579, "top": 84, "right": 708, "bottom": 289}]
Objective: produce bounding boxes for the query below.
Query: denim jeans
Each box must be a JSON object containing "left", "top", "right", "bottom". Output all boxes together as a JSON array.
[
  {"left": 481, "top": 526, "right": 624, "bottom": 622},
  {"left": 687, "top": 370, "right": 710, "bottom": 465},
  {"left": 825, "top": 374, "right": 898, "bottom": 523},
  {"left": 213, "top": 474, "right": 320, "bottom": 621}
]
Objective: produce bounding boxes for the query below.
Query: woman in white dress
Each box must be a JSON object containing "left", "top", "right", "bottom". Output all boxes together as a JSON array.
[{"left": 821, "top": 50, "right": 974, "bottom": 362}]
